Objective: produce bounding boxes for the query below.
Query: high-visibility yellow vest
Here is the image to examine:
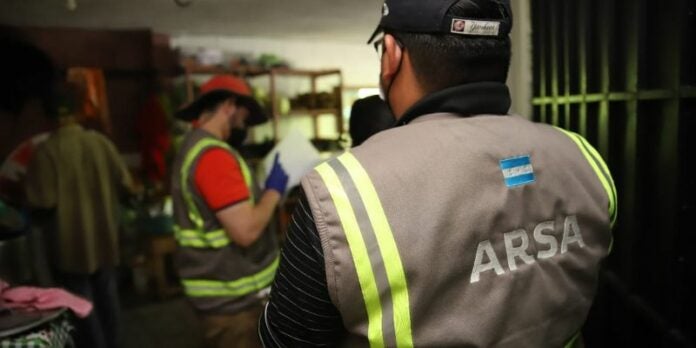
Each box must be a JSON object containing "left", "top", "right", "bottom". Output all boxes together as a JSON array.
[
  {"left": 171, "top": 129, "right": 278, "bottom": 313},
  {"left": 174, "top": 137, "right": 255, "bottom": 249}
]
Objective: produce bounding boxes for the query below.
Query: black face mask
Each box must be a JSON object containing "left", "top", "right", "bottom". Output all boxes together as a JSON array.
[
  {"left": 379, "top": 73, "right": 395, "bottom": 116},
  {"left": 227, "top": 128, "right": 248, "bottom": 149},
  {"left": 378, "top": 41, "right": 403, "bottom": 117}
]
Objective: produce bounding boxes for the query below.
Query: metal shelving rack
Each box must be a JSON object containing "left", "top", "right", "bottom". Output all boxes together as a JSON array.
[
  {"left": 184, "top": 65, "right": 344, "bottom": 146},
  {"left": 256, "top": 68, "right": 344, "bottom": 145}
]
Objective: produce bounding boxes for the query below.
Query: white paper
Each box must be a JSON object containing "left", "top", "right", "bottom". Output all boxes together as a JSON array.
[{"left": 261, "top": 127, "right": 323, "bottom": 191}]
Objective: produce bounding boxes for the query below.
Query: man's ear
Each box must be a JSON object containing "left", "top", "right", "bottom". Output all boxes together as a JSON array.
[
  {"left": 381, "top": 34, "right": 403, "bottom": 81},
  {"left": 221, "top": 99, "right": 238, "bottom": 116}
]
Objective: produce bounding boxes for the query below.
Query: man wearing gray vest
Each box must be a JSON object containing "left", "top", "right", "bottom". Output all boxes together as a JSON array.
[
  {"left": 172, "top": 75, "right": 288, "bottom": 348},
  {"left": 260, "top": 0, "right": 617, "bottom": 347}
]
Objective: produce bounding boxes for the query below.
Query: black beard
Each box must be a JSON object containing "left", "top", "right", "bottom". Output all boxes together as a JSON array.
[{"left": 227, "top": 128, "right": 248, "bottom": 149}]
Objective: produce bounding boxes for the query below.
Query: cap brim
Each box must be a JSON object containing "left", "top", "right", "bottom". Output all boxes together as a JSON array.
[
  {"left": 174, "top": 100, "right": 203, "bottom": 122},
  {"left": 175, "top": 90, "right": 268, "bottom": 127},
  {"left": 237, "top": 95, "right": 268, "bottom": 126},
  {"left": 366, "top": 25, "right": 383, "bottom": 44}
]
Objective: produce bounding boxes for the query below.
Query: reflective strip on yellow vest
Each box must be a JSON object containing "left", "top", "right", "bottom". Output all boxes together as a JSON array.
[
  {"left": 176, "top": 138, "right": 255, "bottom": 249},
  {"left": 174, "top": 227, "right": 229, "bottom": 249},
  {"left": 556, "top": 127, "right": 618, "bottom": 251},
  {"left": 315, "top": 152, "right": 414, "bottom": 348},
  {"left": 182, "top": 255, "right": 279, "bottom": 297},
  {"left": 564, "top": 331, "right": 582, "bottom": 348}
]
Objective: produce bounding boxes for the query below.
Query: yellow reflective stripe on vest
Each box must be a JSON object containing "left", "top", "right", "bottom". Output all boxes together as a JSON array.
[
  {"left": 577, "top": 136, "right": 617, "bottom": 224},
  {"left": 178, "top": 138, "right": 255, "bottom": 249},
  {"left": 174, "top": 226, "right": 230, "bottom": 249},
  {"left": 181, "top": 138, "right": 227, "bottom": 229},
  {"left": 316, "top": 163, "right": 385, "bottom": 348},
  {"left": 556, "top": 128, "right": 618, "bottom": 226},
  {"left": 235, "top": 153, "right": 256, "bottom": 203},
  {"left": 556, "top": 127, "right": 618, "bottom": 252},
  {"left": 182, "top": 255, "right": 279, "bottom": 297},
  {"left": 337, "top": 153, "right": 414, "bottom": 348},
  {"left": 316, "top": 153, "right": 415, "bottom": 348},
  {"left": 564, "top": 331, "right": 581, "bottom": 348}
]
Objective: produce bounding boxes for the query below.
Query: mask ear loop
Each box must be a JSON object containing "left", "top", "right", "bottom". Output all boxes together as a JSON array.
[{"left": 381, "top": 34, "right": 405, "bottom": 115}]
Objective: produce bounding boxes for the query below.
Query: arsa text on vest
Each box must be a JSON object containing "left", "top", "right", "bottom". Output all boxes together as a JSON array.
[{"left": 470, "top": 215, "right": 585, "bottom": 283}]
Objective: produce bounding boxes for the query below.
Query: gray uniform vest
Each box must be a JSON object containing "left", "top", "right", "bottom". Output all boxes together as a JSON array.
[
  {"left": 171, "top": 129, "right": 279, "bottom": 315},
  {"left": 301, "top": 114, "right": 616, "bottom": 347}
]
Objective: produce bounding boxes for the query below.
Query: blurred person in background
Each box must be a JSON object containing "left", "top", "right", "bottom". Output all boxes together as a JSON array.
[
  {"left": 349, "top": 95, "right": 395, "bottom": 147},
  {"left": 25, "top": 82, "right": 136, "bottom": 348},
  {"left": 171, "top": 75, "right": 288, "bottom": 348}
]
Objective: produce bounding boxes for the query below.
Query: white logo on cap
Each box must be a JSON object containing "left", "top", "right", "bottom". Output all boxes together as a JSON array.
[
  {"left": 382, "top": 3, "right": 389, "bottom": 16},
  {"left": 451, "top": 19, "right": 501, "bottom": 36}
]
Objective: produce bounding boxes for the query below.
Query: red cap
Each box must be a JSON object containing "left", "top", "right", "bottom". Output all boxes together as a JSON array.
[
  {"left": 175, "top": 74, "right": 268, "bottom": 126},
  {"left": 200, "top": 75, "right": 252, "bottom": 96}
]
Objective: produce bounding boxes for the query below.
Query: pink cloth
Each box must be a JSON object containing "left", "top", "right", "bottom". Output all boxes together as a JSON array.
[{"left": 0, "top": 281, "right": 93, "bottom": 318}]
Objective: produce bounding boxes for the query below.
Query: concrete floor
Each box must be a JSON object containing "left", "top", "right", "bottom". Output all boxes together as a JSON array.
[{"left": 120, "top": 296, "right": 205, "bottom": 348}]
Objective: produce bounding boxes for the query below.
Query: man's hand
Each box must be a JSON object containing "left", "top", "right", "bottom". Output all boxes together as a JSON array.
[
  {"left": 216, "top": 154, "right": 287, "bottom": 247},
  {"left": 265, "top": 153, "right": 289, "bottom": 195}
]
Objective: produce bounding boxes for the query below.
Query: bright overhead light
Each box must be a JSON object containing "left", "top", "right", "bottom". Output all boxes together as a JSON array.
[
  {"left": 357, "top": 88, "right": 380, "bottom": 99},
  {"left": 66, "top": 0, "right": 77, "bottom": 11}
]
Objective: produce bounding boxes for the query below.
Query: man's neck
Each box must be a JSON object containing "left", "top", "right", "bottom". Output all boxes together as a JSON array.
[
  {"left": 390, "top": 54, "right": 426, "bottom": 120},
  {"left": 200, "top": 119, "right": 224, "bottom": 140}
]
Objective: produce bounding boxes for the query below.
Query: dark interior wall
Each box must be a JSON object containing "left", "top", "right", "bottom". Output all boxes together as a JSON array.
[
  {"left": 0, "top": 34, "right": 55, "bottom": 161},
  {"left": 0, "top": 26, "right": 177, "bottom": 157},
  {"left": 18, "top": 27, "right": 153, "bottom": 154},
  {"left": 531, "top": 0, "right": 695, "bottom": 346}
]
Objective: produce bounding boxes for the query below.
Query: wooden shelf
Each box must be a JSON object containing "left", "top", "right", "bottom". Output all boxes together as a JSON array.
[
  {"left": 184, "top": 64, "right": 340, "bottom": 79},
  {"left": 183, "top": 63, "right": 344, "bottom": 147},
  {"left": 281, "top": 108, "right": 340, "bottom": 116},
  {"left": 268, "top": 69, "right": 342, "bottom": 78}
]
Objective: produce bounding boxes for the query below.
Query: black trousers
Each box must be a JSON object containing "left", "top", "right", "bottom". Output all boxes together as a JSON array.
[{"left": 55, "top": 267, "right": 120, "bottom": 348}]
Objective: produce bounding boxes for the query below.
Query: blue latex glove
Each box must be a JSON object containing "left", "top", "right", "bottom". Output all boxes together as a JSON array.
[{"left": 265, "top": 153, "right": 289, "bottom": 195}]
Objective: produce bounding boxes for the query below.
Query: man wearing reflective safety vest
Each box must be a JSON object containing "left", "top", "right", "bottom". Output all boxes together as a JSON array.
[
  {"left": 260, "top": 0, "right": 617, "bottom": 347},
  {"left": 172, "top": 75, "right": 288, "bottom": 348}
]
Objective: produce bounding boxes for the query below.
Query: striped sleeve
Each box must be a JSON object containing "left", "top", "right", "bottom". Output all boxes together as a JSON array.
[{"left": 259, "top": 189, "right": 346, "bottom": 347}]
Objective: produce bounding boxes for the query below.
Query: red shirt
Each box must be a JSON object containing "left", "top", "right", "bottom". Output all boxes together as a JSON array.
[{"left": 193, "top": 148, "right": 250, "bottom": 211}]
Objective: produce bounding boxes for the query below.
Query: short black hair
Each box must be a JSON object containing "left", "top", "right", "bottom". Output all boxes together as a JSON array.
[
  {"left": 51, "top": 82, "right": 80, "bottom": 119},
  {"left": 392, "top": 0, "right": 511, "bottom": 93}
]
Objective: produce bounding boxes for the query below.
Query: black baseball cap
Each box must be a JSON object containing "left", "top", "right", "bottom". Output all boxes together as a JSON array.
[
  {"left": 175, "top": 75, "right": 268, "bottom": 126},
  {"left": 367, "top": 0, "right": 513, "bottom": 44}
]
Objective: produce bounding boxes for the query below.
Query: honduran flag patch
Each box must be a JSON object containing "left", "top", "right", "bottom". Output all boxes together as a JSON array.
[{"left": 499, "top": 155, "right": 536, "bottom": 188}]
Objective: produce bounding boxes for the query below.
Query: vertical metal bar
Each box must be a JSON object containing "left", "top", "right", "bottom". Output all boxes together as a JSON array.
[
  {"left": 270, "top": 70, "right": 279, "bottom": 144},
  {"left": 311, "top": 75, "right": 319, "bottom": 139},
  {"left": 598, "top": 0, "right": 613, "bottom": 158},
  {"left": 619, "top": 3, "right": 641, "bottom": 344},
  {"left": 563, "top": 0, "right": 571, "bottom": 130},
  {"left": 550, "top": 0, "right": 560, "bottom": 126},
  {"left": 538, "top": 0, "right": 548, "bottom": 124},
  {"left": 578, "top": 0, "right": 588, "bottom": 137},
  {"left": 655, "top": 0, "right": 682, "bottom": 330},
  {"left": 338, "top": 72, "right": 345, "bottom": 136}
]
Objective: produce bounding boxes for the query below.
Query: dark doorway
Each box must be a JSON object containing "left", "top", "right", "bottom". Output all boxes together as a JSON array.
[{"left": 531, "top": 0, "right": 695, "bottom": 346}]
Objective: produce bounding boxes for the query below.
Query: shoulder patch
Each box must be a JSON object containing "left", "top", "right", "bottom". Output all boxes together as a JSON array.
[{"left": 500, "top": 155, "right": 536, "bottom": 188}]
